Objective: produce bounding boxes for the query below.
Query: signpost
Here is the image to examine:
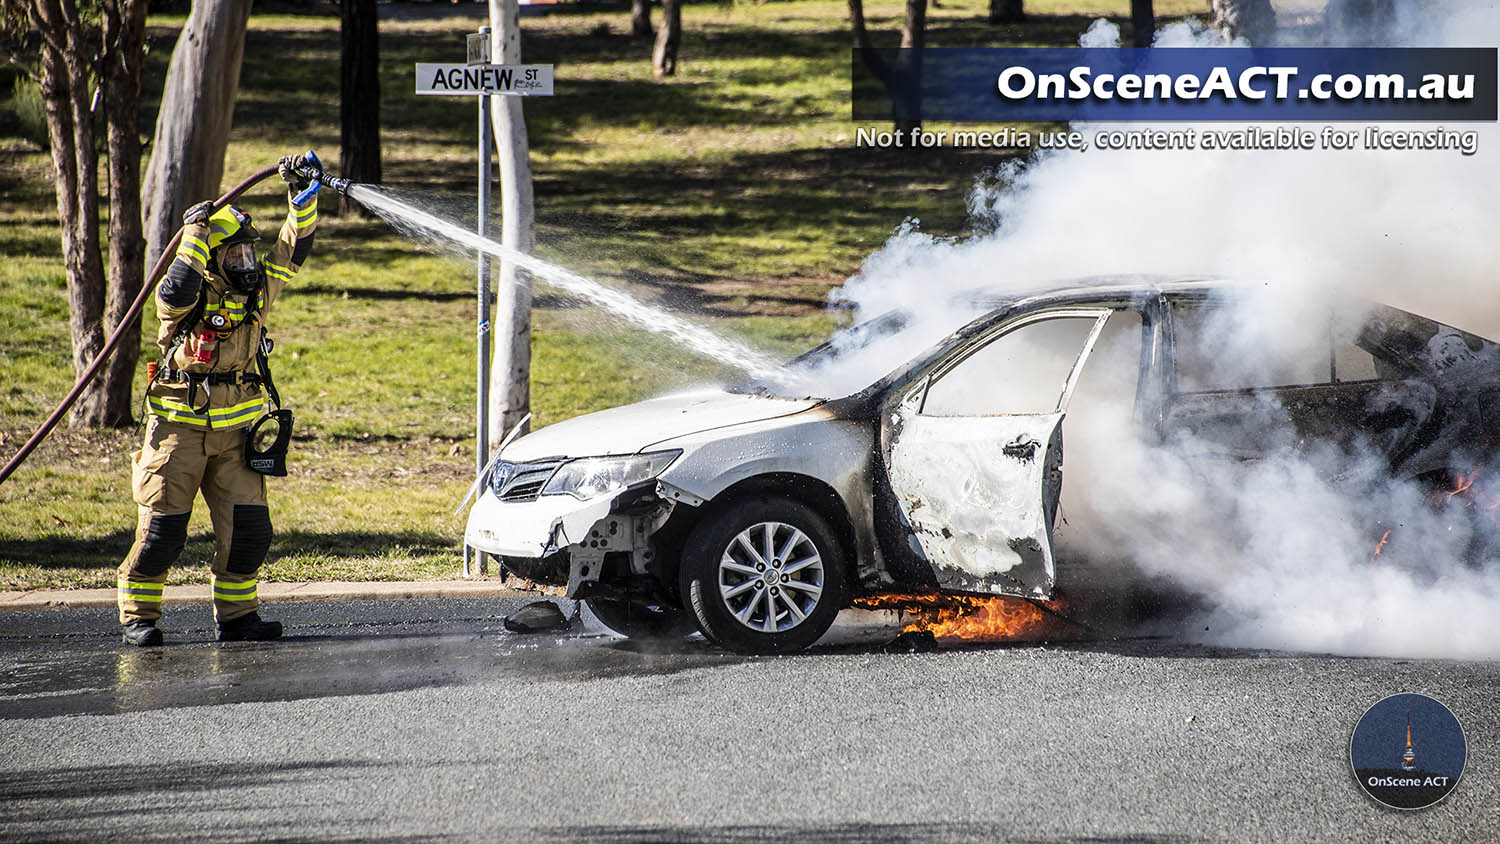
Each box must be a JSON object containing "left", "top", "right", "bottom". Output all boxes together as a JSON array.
[{"left": 419, "top": 29, "right": 554, "bottom": 578}]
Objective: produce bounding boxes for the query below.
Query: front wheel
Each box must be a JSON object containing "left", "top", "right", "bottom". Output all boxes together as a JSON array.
[{"left": 678, "top": 496, "right": 848, "bottom": 654}]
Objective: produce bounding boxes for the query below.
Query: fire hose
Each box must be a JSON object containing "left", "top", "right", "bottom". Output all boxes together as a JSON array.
[{"left": 0, "top": 157, "right": 350, "bottom": 486}]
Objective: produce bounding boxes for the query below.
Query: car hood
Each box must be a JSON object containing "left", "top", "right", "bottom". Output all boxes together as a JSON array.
[{"left": 501, "top": 389, "right": 823, "bottom": 461}]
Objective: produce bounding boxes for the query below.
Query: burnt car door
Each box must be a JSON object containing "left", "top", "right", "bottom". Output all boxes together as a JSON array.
[{"left": 882, "top": 309, "right": 1115, "bottom": 598}]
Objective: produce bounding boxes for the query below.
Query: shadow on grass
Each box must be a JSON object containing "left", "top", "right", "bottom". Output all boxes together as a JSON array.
[
  {"left": 320, "top": 140, "right": 1023, "bottom": 277},
  {"left": 547, "top": 142, "right": 1019, "bottom": 237},
  {"left": 219, "top": 14, "right": 1116, "bottom": 167},
  {"left": 619, "top": 267, "right": 829, "bottom": 318},
  {"left": 1, "top": 528, "right": 458, "bottom": 572},
  {"left": 248, "top": 140, "right": 1022, "bottom": 320},
  {"left": 294, "top": 282, "right": 474, "bottom": 303},
  {"left": 530, "top": 142, "right": 1024, "bottom": 307},
  {"left": 515, "top": 13, "right": 1114, "bottom": 66}
]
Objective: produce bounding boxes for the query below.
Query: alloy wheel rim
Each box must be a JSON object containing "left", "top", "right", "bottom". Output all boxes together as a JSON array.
[{"left": 717, "top": 520, "right": 824, "bottom": 633}]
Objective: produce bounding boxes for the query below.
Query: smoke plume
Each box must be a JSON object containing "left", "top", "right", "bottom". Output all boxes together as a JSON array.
[{"left": 828, "top": 2, "right": 1500, "bottom": 658}]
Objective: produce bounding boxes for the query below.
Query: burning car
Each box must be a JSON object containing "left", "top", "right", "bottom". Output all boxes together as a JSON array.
[{"left": 465, "top": 278, "right": 1500, "bottom": 654}]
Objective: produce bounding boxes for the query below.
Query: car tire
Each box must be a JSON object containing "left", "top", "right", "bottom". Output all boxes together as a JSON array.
[
  {"left": 678, "top": 495, "right": 848, "bottom": 655},
  {"left": 583, "top": 597, "right": 694, "bottom": 640}
]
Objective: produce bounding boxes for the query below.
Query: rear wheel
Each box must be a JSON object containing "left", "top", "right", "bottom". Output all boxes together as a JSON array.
[
  {"left": 679, "top": 496, "right": 847, "bottom": 654},
  {"left": 582, "top": 597, "right": 693, "bottom": 639}
]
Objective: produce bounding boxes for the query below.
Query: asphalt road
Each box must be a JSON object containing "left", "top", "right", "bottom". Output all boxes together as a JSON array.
[{"left": 1, "top": 598, "right": 1495, "bottom": 842}]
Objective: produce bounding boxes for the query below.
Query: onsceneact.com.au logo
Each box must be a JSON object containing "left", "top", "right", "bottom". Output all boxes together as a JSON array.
[
  {"left": 851, "top": 47, "right": 1497, "bottom": 122},
  {"left": 1350, "top": 693, "right": 1467, "bottom": 810}
]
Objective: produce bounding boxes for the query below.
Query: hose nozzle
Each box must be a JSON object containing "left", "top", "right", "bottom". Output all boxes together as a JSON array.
[{"left": 293, "top": 150, "right": 353, "bottom": 196}]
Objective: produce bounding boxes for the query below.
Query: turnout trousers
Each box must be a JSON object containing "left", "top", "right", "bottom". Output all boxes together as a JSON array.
[{"left": 117, "top": 417, "right": 271, "bottom": 624}]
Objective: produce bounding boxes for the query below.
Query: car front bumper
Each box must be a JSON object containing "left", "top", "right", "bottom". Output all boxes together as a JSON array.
[{"left": 464, "top": 489, "right": 616, "bottom": 560}]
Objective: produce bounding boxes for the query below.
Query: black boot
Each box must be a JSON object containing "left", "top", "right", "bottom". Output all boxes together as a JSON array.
[
  {"left": 216, "top": 612, "right": 283, "bottom": 642},
  {"left": 122, "top": 619, "right": 164, "bottom": 647}
]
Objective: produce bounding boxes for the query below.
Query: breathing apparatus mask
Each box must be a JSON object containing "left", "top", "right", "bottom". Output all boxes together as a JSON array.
[
  {"left": 221, "top": 242, "right": 261, "bottom": 295},
  {"left": 245, "top": 408, "right": 293, "bottom": 476},
  {"left": 209, "top": 205, "right": 264, "bottom": 295}
]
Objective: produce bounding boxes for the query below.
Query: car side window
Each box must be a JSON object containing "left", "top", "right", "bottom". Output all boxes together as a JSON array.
[
  {"left": 1170, "top": 302, "right": 1379, "bottom": 392},
  {"left": 921, "top": 315, "right": 1101, "bottom": 416}
]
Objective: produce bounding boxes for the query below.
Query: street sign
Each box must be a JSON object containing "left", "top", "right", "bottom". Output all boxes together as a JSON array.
[
  {"left": 466, "top": 32, "right": 490, "bottom": 65},
  {"left": 415, "top": 63, "right": 554, "bottom": 96}
]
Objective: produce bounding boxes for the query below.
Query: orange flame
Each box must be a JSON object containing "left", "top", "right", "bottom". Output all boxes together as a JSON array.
[
  {"left": 854, "top": 591, "right": 1083, "bottom": 643},
  {"left": 1430, "top": 469, "right": 1500, "bottom": 522},
  {"left": 1381, "top": 469, "right": 1500, "bottom": 557}
]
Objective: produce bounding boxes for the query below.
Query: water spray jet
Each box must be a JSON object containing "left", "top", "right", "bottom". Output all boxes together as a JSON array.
[{"left": 346, "top": 185, "right": 789, "bottom": 383}]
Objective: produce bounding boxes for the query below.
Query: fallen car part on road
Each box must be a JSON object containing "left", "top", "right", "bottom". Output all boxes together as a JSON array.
[{"left": 503, "top": 600, "right": 571, "bottom": 633}]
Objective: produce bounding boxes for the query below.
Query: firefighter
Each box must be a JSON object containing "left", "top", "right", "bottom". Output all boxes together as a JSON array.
[{"left": 117, "top": 153, "right": 321, "bottom": 647}]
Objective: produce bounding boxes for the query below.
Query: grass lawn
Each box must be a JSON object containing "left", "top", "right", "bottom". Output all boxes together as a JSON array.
[{"left": 0, "top": 0, "right": 1216, "bottom": 590}]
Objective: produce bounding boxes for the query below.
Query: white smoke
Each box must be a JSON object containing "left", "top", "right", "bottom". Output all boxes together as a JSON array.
[{"left": 827, "top": 2, "right": 1500, "bottom": 658}]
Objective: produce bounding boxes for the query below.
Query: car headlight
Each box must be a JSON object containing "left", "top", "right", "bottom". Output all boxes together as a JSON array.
[{"left": 540, "top": 450, "right": 681, "bottom": 501}]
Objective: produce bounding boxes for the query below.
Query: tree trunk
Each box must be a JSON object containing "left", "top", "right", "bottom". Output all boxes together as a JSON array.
[
  {"left": 652, "top": 0, "right": 681, "bottom": 77},
  {"left": 98, "top": 0, "right": 150, "bottom": 426},
  {"left": 989, "top": 0, "right": 1022, "bottom": 24},
  {"left": 899, "top": 0, "right": 925, "bottom": 50},
  {"left": 1210, "top": 0, "right": 1276, "bottom": 45},
  {"left": 1130, "top": 0, "right": 1154, "bottom": 47},
  {"left": 630, "top": 0, "right": 652, "bottom": 39},
  {"left": 487, "top": 0, "right": 535, "bottom": 444},
  {"left": 22, "top": 0, "right": 150, "bottom": 428},
  {"left": 31, "top": 0, "right": 108, "bottom": 427},
  {"left": 848, "top": 0, "right": 872, "bottom": 50},
  {"left": 339, "top": 0, "right": 381, "bottom": 217},
  {"left": 894, "top": 0, "right": 926, "bottom": 135},
  {"left": 141, "top": 0, "right": 254, "bottom": 270}
]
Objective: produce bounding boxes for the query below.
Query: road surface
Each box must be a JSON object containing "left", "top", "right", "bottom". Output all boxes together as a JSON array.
[{"left": 1, "top": 597, "right": 1495, "bottom": 841}]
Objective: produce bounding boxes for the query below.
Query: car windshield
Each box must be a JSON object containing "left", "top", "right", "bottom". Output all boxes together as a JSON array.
[{"left": 728, "top": 297, "right": 998, "bottom": 399}]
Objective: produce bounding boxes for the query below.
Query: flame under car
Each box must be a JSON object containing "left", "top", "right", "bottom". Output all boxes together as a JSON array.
[{"left": 465, "top": 278, "right": 1500, "bottom": 654}]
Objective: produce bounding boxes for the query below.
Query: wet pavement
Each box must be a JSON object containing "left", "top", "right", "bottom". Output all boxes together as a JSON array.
[
  {"left": 0, "top": 597, "right": 745, "bottom": 719},
  {"left": 2, "top": 598, "right": 1498, "bottom": 841}
]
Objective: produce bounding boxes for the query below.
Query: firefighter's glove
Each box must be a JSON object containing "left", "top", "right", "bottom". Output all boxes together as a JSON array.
[
  {"left": 279, "top": 154, "right": 312, "bottom": 193},
  {"left": 182, "top": 201, "right": 214, "bottom": 227}
]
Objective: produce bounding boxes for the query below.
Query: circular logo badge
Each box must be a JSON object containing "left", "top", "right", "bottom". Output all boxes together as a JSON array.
[{"left": 1350, "top": 693, "right": 1466, "bottom": 810}]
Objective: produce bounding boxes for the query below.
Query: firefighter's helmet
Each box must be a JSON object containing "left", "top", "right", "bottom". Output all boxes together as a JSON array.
[{"left": 207, "top": 205, "right": 263, "bottom": 295}]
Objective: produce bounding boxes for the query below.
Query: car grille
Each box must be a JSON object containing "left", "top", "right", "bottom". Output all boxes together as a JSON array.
[{"left": 489, "top": 459, "right": 564, "bottom": 502}]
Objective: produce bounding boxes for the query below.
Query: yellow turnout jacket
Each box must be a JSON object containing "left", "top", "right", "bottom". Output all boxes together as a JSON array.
[{"left": 145, "top": 192, "right": 317, "bottom": 430}]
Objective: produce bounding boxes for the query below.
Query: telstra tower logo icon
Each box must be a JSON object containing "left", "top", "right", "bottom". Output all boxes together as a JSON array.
[
  {"left": 1351, "top": 693, "right": 1465, "bottom": 810},
  {"left": 1400, "top": 707, "right": 1417, "bottom": 772}
]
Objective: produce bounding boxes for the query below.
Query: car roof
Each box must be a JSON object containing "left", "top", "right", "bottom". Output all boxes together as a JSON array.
[{"left": 960, "top": 274, "right": 1226, "bottom": 311}]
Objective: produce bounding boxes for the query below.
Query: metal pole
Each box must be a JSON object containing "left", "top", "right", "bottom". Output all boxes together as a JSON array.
[{"left": 472, "top": 25, "right": 494, "bottom": 578}]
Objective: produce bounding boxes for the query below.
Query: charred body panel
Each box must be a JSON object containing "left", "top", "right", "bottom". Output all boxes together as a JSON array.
[
  {"left": 887, "top": 412, "right": 1061, "bottom": 598},
  {"left": 866, "top": 295, "right": 1144, "bottom": 598}
]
